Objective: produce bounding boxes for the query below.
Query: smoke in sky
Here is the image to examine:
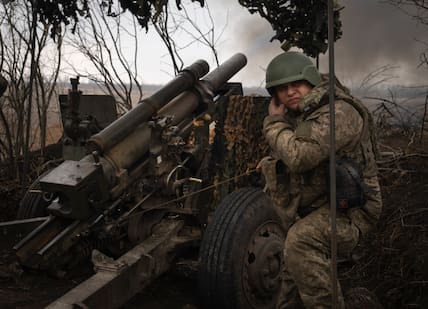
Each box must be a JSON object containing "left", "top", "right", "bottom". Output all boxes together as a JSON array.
[
  {"left": 62, "top": 0, "right": 427, "bottom": 95},
  {"left": 220, "top": 0, "right": 428, "bottom": 89}
]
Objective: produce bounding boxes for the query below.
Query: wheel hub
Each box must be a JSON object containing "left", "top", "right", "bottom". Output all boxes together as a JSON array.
[{"left": 243, "top": 222, "right": 285, "bottom": 308}]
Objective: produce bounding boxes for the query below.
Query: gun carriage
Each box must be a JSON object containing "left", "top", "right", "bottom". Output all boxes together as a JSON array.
[{"left": 2, "top": 54, "right": 286, "bottom": 309}]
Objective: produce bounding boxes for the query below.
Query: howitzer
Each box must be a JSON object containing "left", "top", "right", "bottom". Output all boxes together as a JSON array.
[
  {"left": 14, "top": 53, "right": 244, "bottom": 263},
  {"left": 7, "top": 53, "right": 286, "bottom": 309}
]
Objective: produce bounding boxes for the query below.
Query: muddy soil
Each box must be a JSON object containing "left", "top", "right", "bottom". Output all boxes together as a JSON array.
[{"left": 0, "top": 133, "right": 427, "bottom": 308}]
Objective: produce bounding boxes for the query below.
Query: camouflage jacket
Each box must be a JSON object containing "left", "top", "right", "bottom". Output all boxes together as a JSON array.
[{"left": 262, "top": 76, "right": 382, "bottom": 235}]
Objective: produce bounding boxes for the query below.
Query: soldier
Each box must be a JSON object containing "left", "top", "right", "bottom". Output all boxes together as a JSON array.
[{"left": 259, "top": 51, "right": 382, "bottom": 308}]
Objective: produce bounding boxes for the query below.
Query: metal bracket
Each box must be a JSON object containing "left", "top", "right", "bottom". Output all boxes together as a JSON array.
[
  {"left": 92, "top": 249, "right": 128, "bottom": 274},
  {"left": 46, "top": 220, "right": 186, "bottom": 309}
]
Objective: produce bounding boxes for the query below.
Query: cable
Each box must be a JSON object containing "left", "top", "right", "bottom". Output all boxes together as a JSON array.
[{"left": 121, "top": 168, "right": 257, "bottom": 222}]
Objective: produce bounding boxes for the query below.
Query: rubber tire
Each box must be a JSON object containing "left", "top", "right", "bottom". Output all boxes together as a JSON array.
[
  {"left": 199, "top": 187, "right": 285, "bottom": 309},
  {"left": 16, "top": 173, "right": 52, "bottom": 219}
]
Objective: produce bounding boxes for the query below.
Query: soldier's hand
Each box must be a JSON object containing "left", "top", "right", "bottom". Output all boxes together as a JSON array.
[
  {"left": 268, "top": 97, "right": 286, "bottom": 116},
  {"left": 256, "top": 156, "right": 275, "bottom": 173}
]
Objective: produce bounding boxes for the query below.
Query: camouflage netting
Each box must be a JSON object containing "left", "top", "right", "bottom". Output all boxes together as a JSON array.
[{"left": 210, "top": 95, "right": 270, "bottom": 205}]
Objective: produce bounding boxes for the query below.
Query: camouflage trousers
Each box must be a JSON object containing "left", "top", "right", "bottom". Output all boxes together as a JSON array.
[{"left": 276, "top": 205, "right": 360, "bottom": 309}]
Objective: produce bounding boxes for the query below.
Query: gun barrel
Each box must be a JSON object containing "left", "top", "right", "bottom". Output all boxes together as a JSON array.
[
  {"left": 88, "top": 60, "right": 209, "bottom": 153},
  {"left": 103, "top": 53, "right": 247, "bottom": 172},
  {"left": 203, "top": 53, "right": 247, "bottom": 92},
  {"left": 159, "top": 53, "right": 248, "bottom": 125}
]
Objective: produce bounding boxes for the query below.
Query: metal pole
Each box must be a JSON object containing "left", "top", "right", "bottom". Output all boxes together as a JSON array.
[{"left": 327, "top": 0, "right": 338, "bottom": 307}]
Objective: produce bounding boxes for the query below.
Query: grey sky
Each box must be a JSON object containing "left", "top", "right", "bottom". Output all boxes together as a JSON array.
[
  {"left": 65, "top": 0, "right": 427, "bottom": 91},
  {"left": 216, "top": 0, "right": 428, "bottom": 89},
  {"left": 319, "top": 0, "right": 428, "bottom": 88}
]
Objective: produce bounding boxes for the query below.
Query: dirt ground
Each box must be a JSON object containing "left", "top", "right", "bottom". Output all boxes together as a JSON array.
[{"left": 0, "top": 132, "right": 427, "bottom": 308}]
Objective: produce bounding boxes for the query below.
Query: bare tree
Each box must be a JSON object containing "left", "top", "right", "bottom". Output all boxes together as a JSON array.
[
  {"left": 152, "top": 1, "right": 226, "bottom": 75},
  {"left": 34, "top": 29, "right": 63, "bottom": 152},
  {"left": 0, "top": 1, "right": 62, "bottom": 180},
  {"left": 152, "top": 8, "right": 185, "bottom": 75},
  {"left": 420, "top": 93, "right": 428, "bottom": 142},
  {"left": 385, "top": 0, "right": 428, "bottom": 25},
  {"left": 368, "top": 91, "right": 419, "bottom": 133},
  {"left": 359, "top": 64, "right": 400, "bottom": 91},
  {"left": 65, "top": 1, "right": 143, "bottom": 114},
  {"left": 178, "top": 2, "right": 224, "bottom": 67},
  {"left": 0, "top": 2, "right": 33, "bottom": 178}
]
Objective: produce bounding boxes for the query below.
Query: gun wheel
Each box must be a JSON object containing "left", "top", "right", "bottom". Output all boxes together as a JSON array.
[
  {"left": 199, "top": 187, "right": 286, "bottom": 309},
  {"left": 17, "top": 171, "right": 55, "bottom": 219}
]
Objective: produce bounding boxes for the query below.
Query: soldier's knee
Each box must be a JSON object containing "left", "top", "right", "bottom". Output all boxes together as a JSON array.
[
  {"left": 284, "top": 219, "right": 325, "bottom": 266},
  {"left": 284, "top": 222, "right": 306, "bottom": 266},
  {"left": 285, "top": 223, "right": 298, "bottom": 250}
]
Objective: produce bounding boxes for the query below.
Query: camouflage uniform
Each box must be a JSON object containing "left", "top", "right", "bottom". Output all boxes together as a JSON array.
[{"left": 262, "top": 76, "right": 382, "bottom": 308}]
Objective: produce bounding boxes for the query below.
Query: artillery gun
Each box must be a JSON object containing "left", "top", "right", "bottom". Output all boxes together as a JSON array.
[
  {"left": 17, "top": 77, "right": 118, "bottom": 219},
  {"left": 3, "top": 54, "right": 286, "bottom": 308}
]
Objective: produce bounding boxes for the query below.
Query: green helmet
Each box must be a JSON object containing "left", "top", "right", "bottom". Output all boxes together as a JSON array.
[{"left": 265, "top": 52, "right": 321, "bottom": 94}]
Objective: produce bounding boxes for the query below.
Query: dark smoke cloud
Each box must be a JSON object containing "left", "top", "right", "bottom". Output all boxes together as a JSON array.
[
  {"left": 220, "top": 0, "right": 428, "bottom": 89},
  {"left": 319, "top": 0, "right": 428, "bottom": 87}
]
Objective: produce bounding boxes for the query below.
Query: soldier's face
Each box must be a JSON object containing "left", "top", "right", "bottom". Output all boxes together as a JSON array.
[{"left": 275, "top": 80, "right": 313, "bottom": 111}]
